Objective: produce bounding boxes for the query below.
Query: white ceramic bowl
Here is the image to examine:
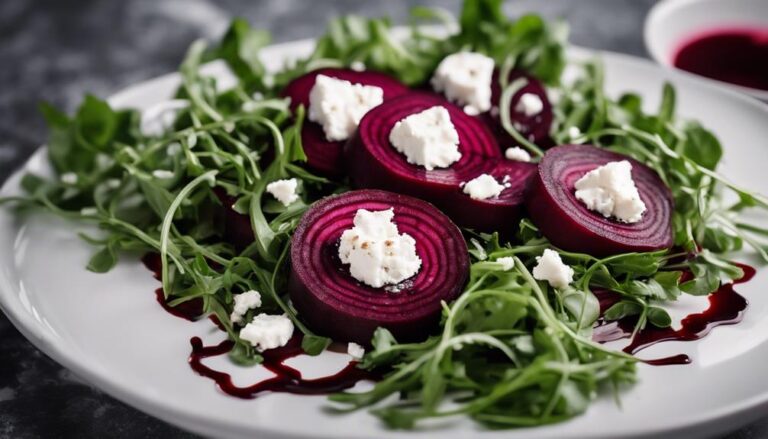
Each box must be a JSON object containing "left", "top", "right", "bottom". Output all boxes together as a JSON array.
[{"left": 644, "top": 0, "right": 768, "bottom": 101}]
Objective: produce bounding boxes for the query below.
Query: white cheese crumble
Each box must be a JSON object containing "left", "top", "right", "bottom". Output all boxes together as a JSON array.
[
  {"left": 389, "top": 106, "right": 462, "bottom": 170},
  {"left": 152, "top": 170, "right": 174, "bottom": 179},
  {"left": 574, "top": 160, "right": 647, "bottom": 223},
  {"left": 239, "top": 313, "right": 294, "bottom": 351},
  {"left": 515, "top": 93, "right": 544, "bottom": 116},
  {"left": 140, "top": 99, "right": 190, "bottom": 137},
  {"left": 462, "top": 174, "right": 507, "bottom": 200},
  {"left": 166, "top": 142, "right": 182, "bottom": 156},
  {"left": 338, "top": 208, "right": 422, "bottom": 289},
  {"left": 547, "top": 89, "right": 562, "bottom": 105},
  {"left": 308, "top": 74, "right": 384, "bottom": 142},
  {"left": 347, "top": 342, "right": 366, "bottom": 359},
  {"left": 230, "top": 290, "right": 262, "bottom": 325},
  {"left": 532, "top": 249, "right": 574, "bottom": 289},
  {"left": 350, "top": 61, "right": 366, "bottom": 71},
  {"left": 568, "top": 126, "right": 582, "bottom": 140},
  {"left": 60, "top": 172, "right": 78, "bottom": 185},
  {"left": 431, "top": 52, "right": 495, "bottom": 115},
  {"left": 266, "top": 178, "right": 299, "bottom": 207},
  {"left": 504, "top": 146, "right": 532, "bottom": 162},
  {"left": 496, "top": 256, "right": 515, "bottom": 271}
]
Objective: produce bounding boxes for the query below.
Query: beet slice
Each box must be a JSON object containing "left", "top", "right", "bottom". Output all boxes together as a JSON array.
[
  {"left": 449, "top": 159, "right": 538, "bottom": 233},
  {"left": 281, "top": 68, "right": 409, "bottom": 177},
  {"left": 213, "top": 188, "right": 254, "bottom": 246},
  {"left": 527, "top": 145, "right": 674, "bottom": 255},
  {"left": 346, "top": 92, "right": 532, "bottom": 231},
  {"left": 483, "top": 69, "right": 554, "bottom": 148},
  {"left": 288, "top": 189, "right": 469, "bottom": 345}
]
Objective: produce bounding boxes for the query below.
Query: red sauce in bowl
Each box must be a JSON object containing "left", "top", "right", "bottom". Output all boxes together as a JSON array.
[{"left": 672, "top": 28, "right": 768, "bottom": 91}]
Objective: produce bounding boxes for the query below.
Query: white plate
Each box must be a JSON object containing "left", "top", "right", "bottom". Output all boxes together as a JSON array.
[{"left": 2, "top": 38, "right": 768, "bottom": 439}]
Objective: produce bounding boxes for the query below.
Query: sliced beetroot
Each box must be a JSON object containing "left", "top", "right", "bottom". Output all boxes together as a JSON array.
[
  {"left": 214, "top": 188, "right": 254, "bottom": 246},
  {"left": 346, "top": 92, "right": 532, "bottom": 231},
  {"left": 448, "top": 159, "right": 538, "bottom": 232},
  {"left": 281, "top": 68, "right": 409, "bottom": 177},
  {"left": 483, "top": 69, "right": 554, "bottom": 148},
  {"left": 288, "top": 189, "right": 469, "bottom": 345},
  {"left": 527, "top": 145, "right": 674, "bottom": 255}
]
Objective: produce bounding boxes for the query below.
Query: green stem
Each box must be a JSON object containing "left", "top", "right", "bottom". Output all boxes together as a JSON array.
[{"left": 159, "top": 171, "right": 217, "bottom": 297}]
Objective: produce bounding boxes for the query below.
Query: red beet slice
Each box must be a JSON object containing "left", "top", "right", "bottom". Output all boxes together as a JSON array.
[
  {"left": 281, "top": 68, "right": 409, "bottom": 177},
  {"left": 527, "top": 145, "right": 674, "bottom": 255},
  {"left": 450, "top": 159, "right": 538, "bottom": 233},
  {"left": 346, "top": 92, "right": 533, "bottom": 231},
  {"left": 214, "top": 188, "right": 253, "bottom": 246},
  {"left": 484, "top": 69, "right": 554, "bottom": 148},
  {"left": 288, "top": 189, "right": 469, "bottom": 345}
]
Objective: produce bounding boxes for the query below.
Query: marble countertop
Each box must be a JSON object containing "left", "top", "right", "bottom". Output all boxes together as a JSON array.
[{"left": 0, "top": 0, "right": 762, "bottom": 437}]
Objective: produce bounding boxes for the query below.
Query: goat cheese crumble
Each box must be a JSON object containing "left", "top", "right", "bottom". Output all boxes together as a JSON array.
[
  {"left": 574, "top": 160, "right": 647, "bottom": 223},
  {"left": 230, "top": 290, "right": 262, "bottom": 325},
  {"left": 152, "top": 170, "right": 174, "bottom": 179},
  {"left": 389, "top": 106, "right": 462, "bottom": 170},
  {"left": 462, "top": 174, "right": 508, "bottom": 200},
  {"left": 266, "top": 178, "right": 299, "bottom": 206},
  {"left": 532, "top": 249, "right": 574, "bottom": 289},
  {"left": 60, "top": 172, "right": 78, "bottom": 185},
  {"left": 515, "top": 93, "right": 544, "bottom": 116},
  {"left": 496, "top": 257, "right": 515, "bottom": 271},
  {"left": 431, "top": 52, "right": 495, "bottom": 115},
  {"left": 504, "top": 146, "right": 532, "bottom": 162},
  {"left": 308, "top": 74, "right": 383, "bottom": 142},
  {"left": 347, "top": 342, "right": 366, "bottom": 359},
  {"left": 239, "top": 314, "right": 294, "bottom": 351},
  {"left": 338, "top": 208, "right": 422, "bottom": 289}
]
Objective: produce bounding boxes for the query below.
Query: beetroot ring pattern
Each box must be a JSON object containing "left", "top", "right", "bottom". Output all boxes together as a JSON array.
[
  {"left": 346, "top": 92, "right": 536, "bottom": 232},
  {"left": 281, "top": 68, "right": 409, "bottom": 177},
  {"left": 526, "top": 145, "right": 674, "bottom": 255},
  {"left": 349, "top": 92, "right": 500, "bottom": 186},
  {"left": 288, "top": 189, "right": 469, "bottom": 345}
]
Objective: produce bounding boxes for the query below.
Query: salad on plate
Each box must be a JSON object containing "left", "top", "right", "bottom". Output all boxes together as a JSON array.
[{"left": 4, "top": 0, "right": 768, "bottom": 430}]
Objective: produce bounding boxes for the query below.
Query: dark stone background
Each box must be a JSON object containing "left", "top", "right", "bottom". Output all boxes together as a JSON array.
[{"left": 0, "top": 1, "right": 763, "bottom": 437}]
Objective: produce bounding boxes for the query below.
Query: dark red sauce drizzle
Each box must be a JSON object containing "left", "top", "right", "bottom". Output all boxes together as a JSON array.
[
  {"left": 142, "top": 252, "right": 375, "bottom": 398},
  {"left": 143, "top": 251, "right": 756, "bottom": 385},
  {"left": 594, "top": 263, "right": 756, "bottom": 366},
  {"left": 189, "top": 335, "right": 375, "bottom": 399},
  {"left": 141, "top": 253, "right": 204, "bottom": 321},
  {"left": 673, "top": 28, "right": 768, "bottom": 91}
]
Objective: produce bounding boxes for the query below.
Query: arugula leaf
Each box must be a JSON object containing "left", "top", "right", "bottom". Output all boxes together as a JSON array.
[
  {"left": 213, "top": 18, "right": 271, "bottom": 91},
  {"left": 86, "top": 242, "right": 119, "bottom": 273},
  {"left": 301, "top": 334, "right": 332, "bottom": 356},
  {"left": 75, "top": 94, "right": 118, "bottom": 151},
  {"left": 604, "top": 300, "right": 643, "bottom": 321},
  {"left": 681, "top": 121, "right": 722, "bottom": 170},
  {"left": 647, "top": 307, "right": 672, "bottom": 328},
  {"left": 41, "top": 96, "right": 138, "bottom": 175}
]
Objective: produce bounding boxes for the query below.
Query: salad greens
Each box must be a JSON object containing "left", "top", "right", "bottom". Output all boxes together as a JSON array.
[{"left": 4, "top": 0, "right": 768, "bottom": 429}]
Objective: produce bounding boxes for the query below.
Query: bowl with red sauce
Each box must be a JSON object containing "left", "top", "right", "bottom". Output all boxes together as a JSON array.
[{"left": 645, "top": 0, "right": 768, "bottom": 101}]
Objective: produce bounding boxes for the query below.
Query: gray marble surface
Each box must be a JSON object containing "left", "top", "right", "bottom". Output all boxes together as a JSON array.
[{"left": 0, "top": 1, "right": 764, "bottom": 438}]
